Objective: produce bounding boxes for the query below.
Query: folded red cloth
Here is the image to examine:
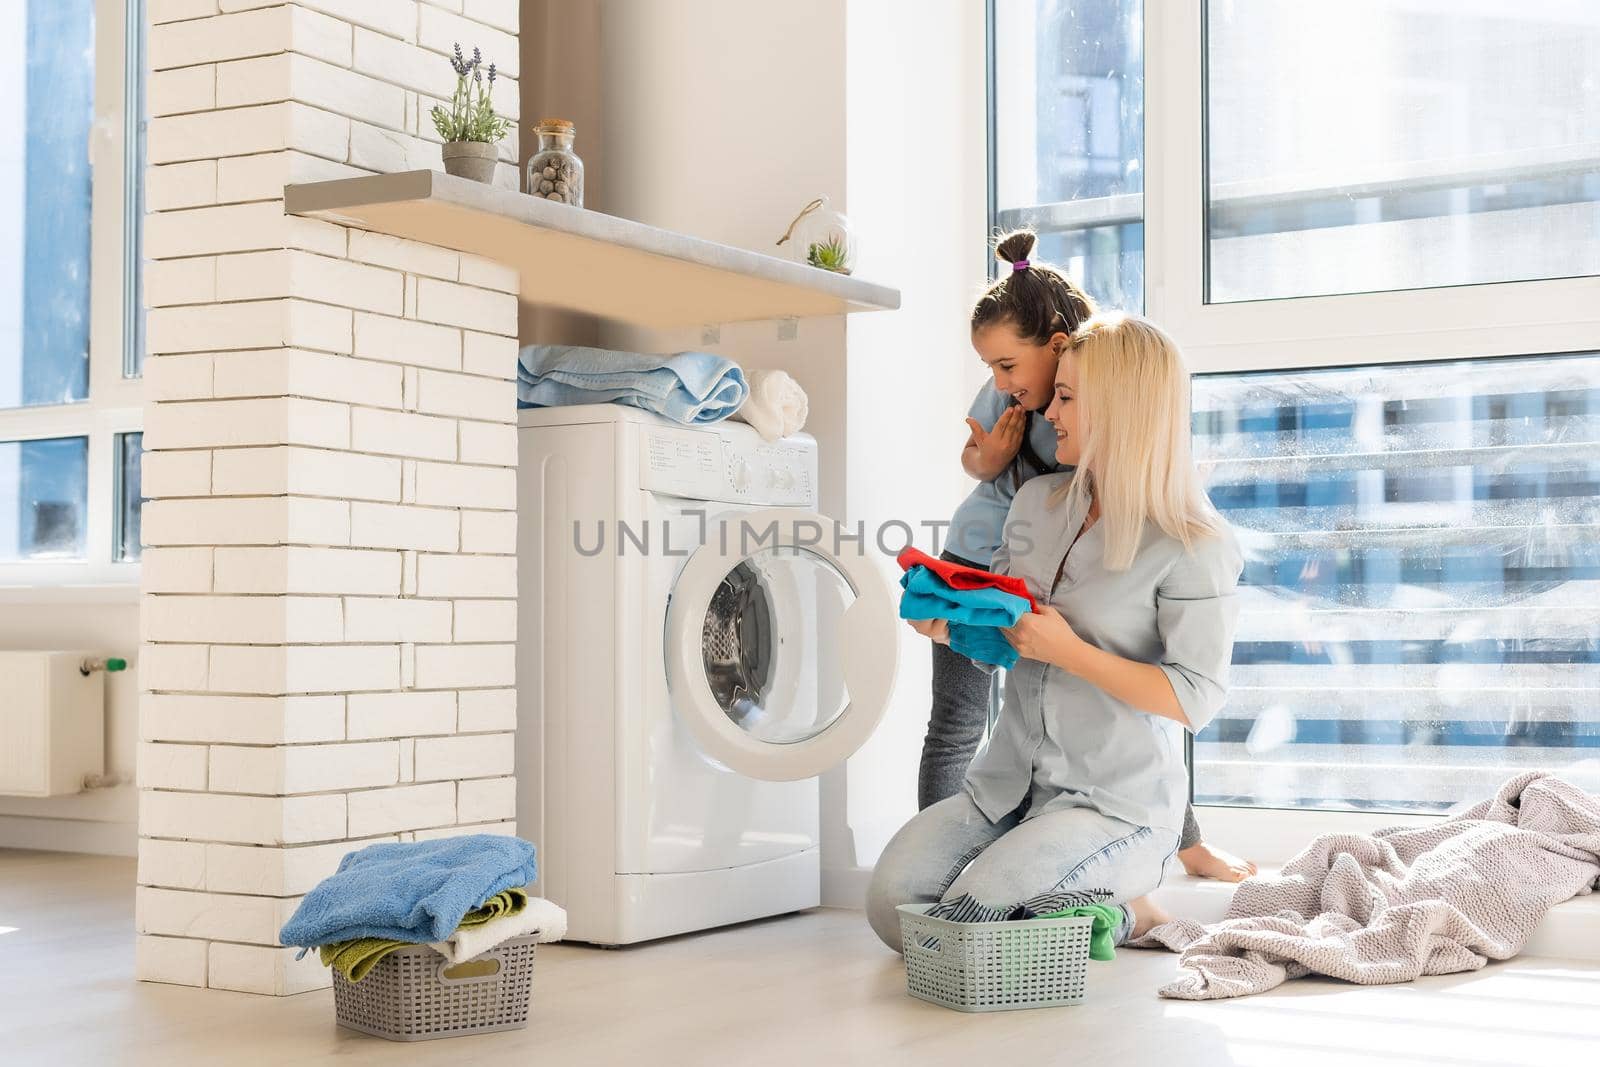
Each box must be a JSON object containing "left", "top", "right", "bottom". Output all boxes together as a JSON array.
[{"left": 896, "top": 546, "right": 1038, "bottom": 613}]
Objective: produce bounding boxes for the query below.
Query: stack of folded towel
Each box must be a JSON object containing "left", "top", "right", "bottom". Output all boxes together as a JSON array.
[
  {"left": 516, "top": 345, "right": 811, "bottom": 440},
  {"left": 278, "top": 835, "right": 568, "bottom": 983},
  {"left": 518, "top": 344, "right": 748, "bottom": 425},
  {"left": 896, "top": 547, "right": 1037, "bottom": 669}
]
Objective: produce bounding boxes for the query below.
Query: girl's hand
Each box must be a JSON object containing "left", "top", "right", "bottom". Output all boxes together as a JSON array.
[
  {"left": 964, "top": 406, "right": 1026, "bottom": 480},
  {"left": 1001, "top": 604, "right": 1083, "bottom": 669},
  {"left": 907, "top": 618, "right": 950, "bottom": 645}
]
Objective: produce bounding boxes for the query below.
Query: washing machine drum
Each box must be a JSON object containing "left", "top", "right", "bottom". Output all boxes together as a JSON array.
[
  {"left": 664, "top": 507, "right": 901, "bottom": 781},
  {"left": 701, "top": 560, "right": 775, "bottom": 730}
]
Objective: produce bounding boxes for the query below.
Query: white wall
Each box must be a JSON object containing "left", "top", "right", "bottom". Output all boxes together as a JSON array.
[
  {"left": 836, "top": 0, "right": 990, "bottom": 884},
  {"left": 590, "top": 0, "right": 851, "bottom": 514},
  {"left": 137, "top": 0, "right": 525, "bottom": 993},
  {"left": 581, "top": 0, "right": 988, "bottom": 895},
  {"left": 0, "top": 597, "right": 139, "bottom": 854}
]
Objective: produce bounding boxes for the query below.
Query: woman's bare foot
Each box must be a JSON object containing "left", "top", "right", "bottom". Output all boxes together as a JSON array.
[
  {"left": 1178, "top": 841, "right": 1257, "bottom": 883},
  {"left": 1127, "top": 895, "right": 1172, "bottom": 940}
]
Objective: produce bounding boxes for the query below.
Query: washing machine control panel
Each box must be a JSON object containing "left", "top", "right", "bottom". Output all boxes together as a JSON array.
[{"left": 640, "top": 423, "right": 817, "bottom": 507}]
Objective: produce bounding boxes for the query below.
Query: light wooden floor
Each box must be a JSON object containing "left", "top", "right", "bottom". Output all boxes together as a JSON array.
[{"left": 6, "top": 849, "right": 1600, "bottom": 1067}]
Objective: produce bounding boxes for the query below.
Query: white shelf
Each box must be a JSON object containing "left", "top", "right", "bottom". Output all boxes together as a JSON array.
[{"left": 284, "top": 170, "right": 901, "bottom": 329}]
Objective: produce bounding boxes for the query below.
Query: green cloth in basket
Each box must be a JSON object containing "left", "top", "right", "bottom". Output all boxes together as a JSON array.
[
  {"left": 1033, "top": 903, "right": 1123, "bottom": 962},
  {"left": 320, "top": 888, "right": 528, "bottom": 982},
  {"left": 319, "top": 936, "right": 411, "bottom": 983},
  {"left": 458, "top": 886, "right": 527, "bottom": 928}
]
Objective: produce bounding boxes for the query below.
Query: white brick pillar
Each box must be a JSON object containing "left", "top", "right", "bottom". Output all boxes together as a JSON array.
[{"left": 135, "top": 0, "right": 521, "bottom": 995}]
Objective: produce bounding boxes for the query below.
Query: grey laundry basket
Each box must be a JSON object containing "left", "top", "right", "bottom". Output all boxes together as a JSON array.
[
  {"left": 896, "top": 903, "right": 1094, "bottom": 1012},
  {"left": 331, "top": 935, "right": 539, "bottom": 1041}
]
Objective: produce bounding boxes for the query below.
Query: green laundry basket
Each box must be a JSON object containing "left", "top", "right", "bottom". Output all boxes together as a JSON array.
[{"left": 896, "top": 903, "right": 1094, "bottom": 1012}]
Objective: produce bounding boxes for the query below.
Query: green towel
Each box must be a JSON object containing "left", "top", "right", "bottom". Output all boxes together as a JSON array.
[
  {"left": 320, "top": 888, "right": 529, "bottom": 982},
  {"left": 1035, "top": 903, "right": 1124, "bottom": 961},
  {"left": 320, "top": 936, "right": 411, "bottom": 982},
  {"left": 457, "top": 886, "right": 527, "bottom": 928}
]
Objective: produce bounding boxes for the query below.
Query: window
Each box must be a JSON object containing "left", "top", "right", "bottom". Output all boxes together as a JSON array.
[
  {"left": 1206, "top": 2, "right": 1600, "bottom": 303},
  {"left": 991, "top": 0, "right": 1144, "bottom": 310},
  {"left": 122, "top": 0, "right": 146, "bottom": 379},
  {"left": 991, "top": 2, "right": 1600, "bottom": 820},
  {"left": 115, "top": 431, "right": 141, "bottom": 562},
  {"left": 0, "top": 436, "right": 88, "bottom": 560},
  {"left": 1193, "top": 352, "right": 1600, "bottom": 812},
  {"left": 0, "top": 0, "right": 144, "bottom": 589},
  {"left": 1, "top": 0, "right": 94, "bottom": 409}
]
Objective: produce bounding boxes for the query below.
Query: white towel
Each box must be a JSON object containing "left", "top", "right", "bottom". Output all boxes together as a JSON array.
[
  {"left": 429, "top": 896, "right": 568, "bottom": 963},
  {"left": 730, "top": 369, "right": 808, "bottom": 441}
]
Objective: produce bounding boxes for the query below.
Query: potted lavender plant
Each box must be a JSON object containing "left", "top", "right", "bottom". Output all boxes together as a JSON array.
[{"left": 433, "top": 44, "right": 513, "bottom": 183}]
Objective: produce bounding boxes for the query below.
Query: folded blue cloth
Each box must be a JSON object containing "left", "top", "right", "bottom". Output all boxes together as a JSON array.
[
  {"left": 899, "top": 565, "right": 1030, "bottom": 669},
  {"left": 279, "top": 835, "right": 538, "bottom": 950},
  {"left": 518, "top": 344, "right": 748, "bottom": 425},
  {"left": 949, "top": 622, "right": 1022, "bottom": 671},
  {"left": 899, "top": 567, "right": 1031, "bottom": 627}
]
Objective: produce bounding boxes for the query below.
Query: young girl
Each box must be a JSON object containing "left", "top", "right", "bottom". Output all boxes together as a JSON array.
[{"left": 923, "top": 229, "right": 1255, "bottom": 883}]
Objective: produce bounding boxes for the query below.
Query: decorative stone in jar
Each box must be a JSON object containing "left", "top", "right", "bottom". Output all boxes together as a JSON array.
[{"left": 525, "top": 119, "right": 585, "bottom": 207}]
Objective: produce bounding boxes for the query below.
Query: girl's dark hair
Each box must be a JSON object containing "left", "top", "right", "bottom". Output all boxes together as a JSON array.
[
  {"left": 971, "top": 230, "right": 1097, "bottom": 489},
  {"left": 971, "top": 229, "right": 1096, "bottom": 343}
]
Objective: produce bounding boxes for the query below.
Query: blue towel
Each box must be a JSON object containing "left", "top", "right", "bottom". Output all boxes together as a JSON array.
[
  {"left": 518, "top": 344, "right": 748, "bottom": 425},
  {"left": 899, "top": 567, "right": 1031, "bottom": 628},
  {"left": 899, "top": 565, "right": 1030, "bottom": 669},
  {"left": 278, "top": 835, "right": 538, "bottom": 949},
  {"left": 948, "top": 623, "right": 1022, "bottom": 671}
]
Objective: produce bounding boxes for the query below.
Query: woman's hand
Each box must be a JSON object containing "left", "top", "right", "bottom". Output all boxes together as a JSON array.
[
  {"left": 964, "top": 406, "right": 1026, "bottom": 481},
  {"left": 1001, "top": 604, "right": 1083, "bottom": 669},
  {"left": 907, "top": 618, "right": 950, "bottom": 645}
]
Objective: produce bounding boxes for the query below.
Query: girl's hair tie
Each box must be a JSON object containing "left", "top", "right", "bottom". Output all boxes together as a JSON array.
[{"left": 1011, "top": 259, "right": 1030, "bottom": 273}]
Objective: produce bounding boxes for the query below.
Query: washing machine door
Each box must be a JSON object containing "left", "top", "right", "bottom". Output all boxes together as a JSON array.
[{"left": 664, "top": 507, "right": 900, "bottom": 781}]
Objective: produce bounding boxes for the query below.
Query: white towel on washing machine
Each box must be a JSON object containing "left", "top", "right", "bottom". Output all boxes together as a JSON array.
[{"left": 730, "top": 369, "right": 808, "bottom": 441}]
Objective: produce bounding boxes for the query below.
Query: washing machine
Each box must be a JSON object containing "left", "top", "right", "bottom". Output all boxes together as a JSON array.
[{"left": 516, "top": 404, "right": 901, "bottom": 945}]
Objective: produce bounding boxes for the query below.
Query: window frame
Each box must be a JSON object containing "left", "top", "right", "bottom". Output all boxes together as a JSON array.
[
  {"left": 989, "top": 0, "right": 1147, "bottom": 310},
  {"left": 0, "top": 0, "right": 143, "bottom": 596},
  {"left": 992, "top": 0, "right": 1600, "bottom": 850},
  {"left": 1143, "top": 0, "right": 1600, "bottom": 375}
]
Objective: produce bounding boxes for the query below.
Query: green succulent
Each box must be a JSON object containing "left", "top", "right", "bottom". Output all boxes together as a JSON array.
[{"left": 806, "top": 236, "right": 852, "bottom": 274}]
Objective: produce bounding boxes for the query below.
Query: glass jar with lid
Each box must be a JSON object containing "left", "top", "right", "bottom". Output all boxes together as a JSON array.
[{"left": 525, "top": 119, "right": 585, "bottom": 207}]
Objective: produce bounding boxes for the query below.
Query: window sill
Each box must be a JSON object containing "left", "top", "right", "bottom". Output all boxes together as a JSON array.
[
  {"left": 1194, "top": 803, "right": 1444, "bottom": 866},
  {"left": 0, "top": 581, "right": 141, "bottom": 605}
]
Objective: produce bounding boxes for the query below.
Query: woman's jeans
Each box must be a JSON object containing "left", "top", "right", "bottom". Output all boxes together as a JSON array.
[{"left": 866, "top": 792, "right": 1179, "bottom": 952}]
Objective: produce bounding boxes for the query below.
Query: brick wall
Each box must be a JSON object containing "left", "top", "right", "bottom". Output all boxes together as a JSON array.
[{"left": 135, "top": 0, "right": 521, "bottom": 995}]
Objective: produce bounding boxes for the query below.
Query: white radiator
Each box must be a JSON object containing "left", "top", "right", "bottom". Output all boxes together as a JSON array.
[{"left": 0, "top": 651, "right": 105, "bottom": 797}]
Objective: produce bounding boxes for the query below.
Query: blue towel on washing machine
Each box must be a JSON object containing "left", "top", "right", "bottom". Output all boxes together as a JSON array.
[
  {"left": 518, "top": 344, "right": 749, "bottom": 425},
  {"left": 898, "top": 565, "right": 1031, "bottom": 669}
]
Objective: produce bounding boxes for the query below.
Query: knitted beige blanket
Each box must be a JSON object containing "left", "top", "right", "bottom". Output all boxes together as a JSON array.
[{"left": 1134, "top": 773, "right": 1600, "bottom": 1000}]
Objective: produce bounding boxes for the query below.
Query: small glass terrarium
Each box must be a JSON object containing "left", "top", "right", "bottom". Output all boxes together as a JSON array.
[
  {"left": 776, "top": 196, "right": 857, "bottom": 275},
  {"left": 526, "top": 119, "right": 585, "bottom": 207}
]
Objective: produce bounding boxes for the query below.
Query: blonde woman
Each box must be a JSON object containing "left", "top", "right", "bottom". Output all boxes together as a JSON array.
[{"left": 867, "top": 313, "right": 1243, "bottom": 951}]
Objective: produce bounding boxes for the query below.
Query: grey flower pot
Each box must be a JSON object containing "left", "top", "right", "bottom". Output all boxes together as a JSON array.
[{"left": 442, "top": 141, "right": 499, "bottom": 183}]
